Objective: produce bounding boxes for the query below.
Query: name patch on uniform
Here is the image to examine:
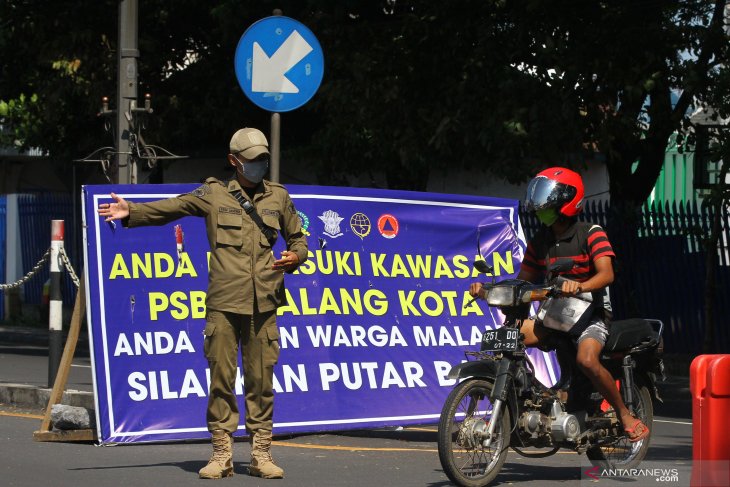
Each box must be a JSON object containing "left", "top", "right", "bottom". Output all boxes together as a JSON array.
[
  {"left": 219, "top": 206, "right": 242, "bottom": 215},
  {"left": 262, "top": 209, "right": 280, "bottom": 218}
]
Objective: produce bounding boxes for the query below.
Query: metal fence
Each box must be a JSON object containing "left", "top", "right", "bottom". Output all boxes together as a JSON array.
[
  {"left": 521, "top": 199, "right": 730, "bottom": 354},
  {"left": 16, "top": 193, "right": 78, "bottom": 307}
]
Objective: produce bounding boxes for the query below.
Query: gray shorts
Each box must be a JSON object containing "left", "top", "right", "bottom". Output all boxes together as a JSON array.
[{"left": 575, "top": 317, "right": 609, "bottom": 347}]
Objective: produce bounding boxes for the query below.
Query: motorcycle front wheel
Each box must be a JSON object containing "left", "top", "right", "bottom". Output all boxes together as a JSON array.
[
  {"left": 437, "top": 379, "right": 510, "bottom": 487},
  {"left": 586, "top": 383, "right": 653, "bottom": 469}
]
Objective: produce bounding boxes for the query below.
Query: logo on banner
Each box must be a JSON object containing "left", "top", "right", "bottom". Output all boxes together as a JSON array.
[
  {"left": 297, "top": 210, "right": 311, "bottom": 236},
  {"left": 377, "top": 214, "right": 399, "bottom": 239},
  {"left": 318, "top": 210, "right": 344, "bottom": 238},
  {"left": 350, "top": 212, "right": 371, "bottom": 239}
]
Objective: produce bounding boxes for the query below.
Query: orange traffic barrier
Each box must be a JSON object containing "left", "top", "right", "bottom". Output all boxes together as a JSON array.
[{"left": 691, "top": 354, "right": 730, "bottom": 487}]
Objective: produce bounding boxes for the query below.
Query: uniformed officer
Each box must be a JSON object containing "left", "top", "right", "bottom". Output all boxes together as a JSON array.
[{"left": 97, "top": 127, "right": 308, "bottom": 480}]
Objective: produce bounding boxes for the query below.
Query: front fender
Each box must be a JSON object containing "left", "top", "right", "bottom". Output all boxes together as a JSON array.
[{"left": 447, "top": 360, "right": 498, "bottom": 380}]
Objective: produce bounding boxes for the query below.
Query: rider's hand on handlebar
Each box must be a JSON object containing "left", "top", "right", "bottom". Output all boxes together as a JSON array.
[
  {"left": 469, "top": 282, "right": 486, "bottom": 300},
  {"left": 560, "top": 278, "right": 583, "bottom": 296}
]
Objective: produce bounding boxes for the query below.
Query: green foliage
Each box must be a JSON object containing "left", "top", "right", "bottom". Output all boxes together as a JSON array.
[
  {"left": 0, "top": 94, "right": 42, "bottom": 149},
  {"left": 1, "top": 0, "right": 730, "bottom": 198}
]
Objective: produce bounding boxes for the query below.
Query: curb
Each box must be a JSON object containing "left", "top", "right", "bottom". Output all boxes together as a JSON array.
[{"left": 0, "top": 384, "right": 94, "bottom": 411}]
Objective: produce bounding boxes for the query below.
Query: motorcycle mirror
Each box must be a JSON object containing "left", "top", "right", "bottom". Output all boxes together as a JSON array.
[{"left": 473, "top": 260, "right": 493, "bottom": 274}]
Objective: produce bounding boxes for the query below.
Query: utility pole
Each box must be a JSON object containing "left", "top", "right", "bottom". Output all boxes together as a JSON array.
[
  {"left": 77, "top": 0, "right": 185, "bottom": 181},
  {"left": 115, "top": 0, "right": 139, "bottom": 184}
]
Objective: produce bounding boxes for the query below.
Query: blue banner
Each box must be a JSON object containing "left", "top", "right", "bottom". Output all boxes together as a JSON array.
[{"left": 82, "top": 184, "right": 559, "bottom": 444}]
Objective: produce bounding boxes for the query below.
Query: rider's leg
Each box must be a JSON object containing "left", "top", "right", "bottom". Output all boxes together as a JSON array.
[
  {"left": 575, "top": 336, "right": 633, "bottom": 424},
  {"left": 518, "top": 318, "right": 551, "bottom": 347}
]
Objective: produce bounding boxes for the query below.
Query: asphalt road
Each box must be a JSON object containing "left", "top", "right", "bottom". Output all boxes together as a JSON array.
[
  {"left": 0, "top": 372, "right": 693, "bottom": 487},
  {"left": 0, "top": 328, "right": 694, "bottom": 487}
]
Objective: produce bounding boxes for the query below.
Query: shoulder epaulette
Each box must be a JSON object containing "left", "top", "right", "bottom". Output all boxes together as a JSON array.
[
  {"left": 190, "top": 177, "right": 221, "bottom": 198},
  {"left": 204, "top": 177, "right": 224, "bottom": 186},
  {"left": 266, "top": 180, "right": 286, "bottom": 190}
]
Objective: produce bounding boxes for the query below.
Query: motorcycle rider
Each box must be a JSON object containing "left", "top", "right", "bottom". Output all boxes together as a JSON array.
[{"left": 469, "top": 166, "right": 649, "bottom": 443}]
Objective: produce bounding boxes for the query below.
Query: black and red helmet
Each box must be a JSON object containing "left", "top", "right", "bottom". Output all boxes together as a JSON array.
[{"left": 524, "top": 167, "right": 584, "bottom": 217}]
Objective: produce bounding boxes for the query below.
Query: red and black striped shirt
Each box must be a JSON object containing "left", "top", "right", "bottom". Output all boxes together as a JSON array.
[{"left": 522, "top": 221, "right": 615, "bottom": 312}]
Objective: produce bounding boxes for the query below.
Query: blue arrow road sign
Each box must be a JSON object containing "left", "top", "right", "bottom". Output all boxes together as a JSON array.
[{"left": 234, "top": 16, "right": 324, "bottom": 112}]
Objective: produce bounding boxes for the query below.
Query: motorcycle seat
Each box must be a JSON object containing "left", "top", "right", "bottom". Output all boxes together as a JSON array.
[{"left": 603, "top": 319, "right": 656, "bottom": 352}]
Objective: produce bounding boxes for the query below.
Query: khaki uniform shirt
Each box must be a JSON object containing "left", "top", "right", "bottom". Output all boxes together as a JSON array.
[{"left": 125, "top": 177, "right": 308, "bottom": 314}]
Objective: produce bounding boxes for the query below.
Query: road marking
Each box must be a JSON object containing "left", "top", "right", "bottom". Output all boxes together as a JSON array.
[
  {"left": 271, "top": 441, "right": 587, "bottom": 455},
  {"left": 272, "top": 441, "right": 437, "bottom": 453},
  {"left": 654, "top": 419, "right": 692, "bottom": 425},
  {"left": 0, "top": 417, "right": 580, "bottom": 455},
  {"left": 71, "top": 364, "right": 91, "bottom": 368},
  {"left": 0, "top": 411, "right": 44, "bottom": 419},
  {"left": 1, "top": 413, "right": 691, "bottom": 454}
]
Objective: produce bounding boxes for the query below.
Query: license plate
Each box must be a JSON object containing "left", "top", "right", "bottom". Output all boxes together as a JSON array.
[{"left": 481, "top": 327, "right": 520, "bottom": 352}]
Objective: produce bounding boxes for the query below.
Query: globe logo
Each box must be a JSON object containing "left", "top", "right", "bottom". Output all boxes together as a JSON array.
[{"left": 350, "top": 212, "right": 371, "bottom": 239}]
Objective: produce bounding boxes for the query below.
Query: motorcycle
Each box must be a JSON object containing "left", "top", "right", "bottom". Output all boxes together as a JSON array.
[{"left": 437, "top": 259, "right": 665, "bottom": 487}]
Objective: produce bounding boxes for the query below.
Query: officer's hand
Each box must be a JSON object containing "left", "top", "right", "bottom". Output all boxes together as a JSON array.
[
  {"left": 469, "top": 282, "right": 486, "bottom": 300},
  {"left": 97, "top": 192, "right": 130, "bottom": 222},
  {"left": 272, "top": 250, "right": 299, "bottom": 272},
  {"left": 560, "top": 279, "right": 582, "bottom": 296}
]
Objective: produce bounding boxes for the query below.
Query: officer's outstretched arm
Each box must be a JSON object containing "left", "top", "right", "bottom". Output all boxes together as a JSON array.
[{"left": 97, "top": 192, "right": 130, "bottom": 221}]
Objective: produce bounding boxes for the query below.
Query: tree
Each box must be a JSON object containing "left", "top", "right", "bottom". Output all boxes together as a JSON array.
[
  {"left": 0, "top": 0, "right": 281, "bottom": 186},
  {"left": 0, "top": 1, "right": 116, "bottom": 170},
  {"left": 300, "top": 0, "right": 730, "bottom": 200},
  {"left": 3, "top": 0, "right": 730, "bottom": 201}
]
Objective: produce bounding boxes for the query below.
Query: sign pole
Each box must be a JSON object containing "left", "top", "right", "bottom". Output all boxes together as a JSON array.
[
  {"left": 234, "top": 12, "right": 324, "bottom": 184},
  {"left": 269, "top": 9, "right": 283, "bottom": 183},
  {"left": 270, "top": 113, "right": 281, "bottom": 183}
]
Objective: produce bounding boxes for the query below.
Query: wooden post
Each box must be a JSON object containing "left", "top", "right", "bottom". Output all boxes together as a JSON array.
[{"left": 33, "top": 278, "right": 96, "bottom": 442}]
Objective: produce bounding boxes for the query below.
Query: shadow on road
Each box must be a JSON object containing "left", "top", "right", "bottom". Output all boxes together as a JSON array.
[
  {"left": 494, "top": 462, "right": 580, "bottom": 484},
  {"left": 646, "top": 437, "right": 692, "bottom": 461},
  {"left": 69, "top": 460, "right": 208, "bottom": 475}
]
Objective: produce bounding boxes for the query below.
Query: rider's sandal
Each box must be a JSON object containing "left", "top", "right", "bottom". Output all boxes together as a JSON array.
[{"left": 623, "top": 416, "right": 650, "bottom": 442}]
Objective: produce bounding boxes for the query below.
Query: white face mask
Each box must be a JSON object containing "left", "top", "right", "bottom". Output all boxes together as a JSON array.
[{"left": 235, "top": 157, "right": 269, "bottom": 183}]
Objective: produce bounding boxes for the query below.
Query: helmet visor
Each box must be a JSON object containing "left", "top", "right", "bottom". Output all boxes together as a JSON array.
[{"left": 525, "top": 176, "right": 568, "bottom": 212}]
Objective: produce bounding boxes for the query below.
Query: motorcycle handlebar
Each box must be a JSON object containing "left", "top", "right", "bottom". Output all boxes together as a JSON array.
[
  {"left": 463, "top": 282, "right": 489, "bottom": 309},
  {"left": 462, "top": 281, "right": 573, "bottom": 310}
]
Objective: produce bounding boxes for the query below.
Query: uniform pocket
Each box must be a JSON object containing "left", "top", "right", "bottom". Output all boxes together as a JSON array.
[
  {"left": 216, "top": 212, "right": 242, "bottom": 246},
  {"left": 259, "top": 214, "right": 281, "bottom": 247},
  {"left": 203, "top": 322, "right": 217, "bottom": 358},
  {"left": 264, "top": 325, "right": 280, "bottom": 365}
]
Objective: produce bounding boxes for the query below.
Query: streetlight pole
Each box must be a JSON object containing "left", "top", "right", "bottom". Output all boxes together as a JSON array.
[{"left": 115, "top": 0, "right": 139, "bottom": 184}]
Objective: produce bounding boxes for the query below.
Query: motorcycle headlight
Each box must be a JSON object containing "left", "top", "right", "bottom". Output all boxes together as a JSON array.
[{"left": 486, "top": 286, "right": 515, "bottom": 306}]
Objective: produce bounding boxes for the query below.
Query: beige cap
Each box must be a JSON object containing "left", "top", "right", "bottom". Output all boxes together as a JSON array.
[{"left": 229, "top": 127, "right": 270, "bottom": 160}]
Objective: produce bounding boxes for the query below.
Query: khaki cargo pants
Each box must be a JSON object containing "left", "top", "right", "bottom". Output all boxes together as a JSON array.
[{"left": 203, "top": 308, "right": 280, "bottom": 434}]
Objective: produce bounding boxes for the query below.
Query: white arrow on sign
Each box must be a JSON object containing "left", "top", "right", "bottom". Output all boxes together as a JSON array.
[{"left": 252, "top": 30, "right": 313, "bottom": 93}]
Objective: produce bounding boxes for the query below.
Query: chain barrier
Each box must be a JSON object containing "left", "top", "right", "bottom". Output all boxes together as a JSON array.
[
  {"left": 0, "top": 247, "right": 81, "bottom": 291},
  {"left": 59, "top": 247, "right": 81, "bottom": 288},
  {"left": 0, "top": 248, "right": 51, "bottom": 291}
]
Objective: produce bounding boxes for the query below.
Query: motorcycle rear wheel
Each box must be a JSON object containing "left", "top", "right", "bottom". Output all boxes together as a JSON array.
[
  {"left": 437, "top": 379, "right": 510, "bottom": 487},
  {"left": 586, "top": 383, "right": 653, "bottom": 469}
]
